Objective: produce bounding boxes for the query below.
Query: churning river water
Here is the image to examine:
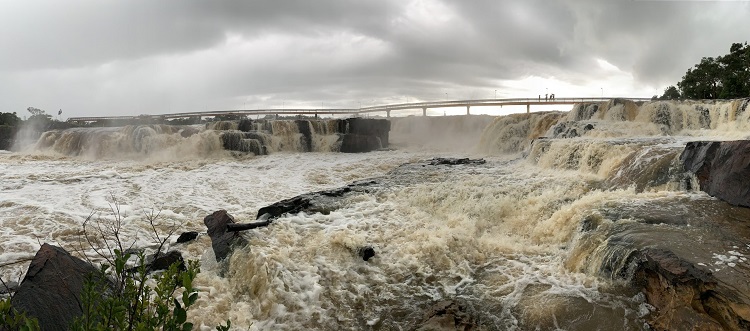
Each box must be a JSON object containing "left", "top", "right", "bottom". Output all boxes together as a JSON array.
[{"left": 2, "top": 98, "right": 750, "bottom": 330}]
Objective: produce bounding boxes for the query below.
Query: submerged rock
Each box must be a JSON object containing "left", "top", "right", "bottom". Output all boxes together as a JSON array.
[
  {"left": 681, "top": 140, "right": 750, "bottom": 207},
  {"left": 417, "top": 300, "right": 476, "bottom": 331},
  {"left": 428, "top": 158, "right": 486, "bottom": 166},
  {"left": 11, "top": 244, "right": 101, "bottom": 331}
]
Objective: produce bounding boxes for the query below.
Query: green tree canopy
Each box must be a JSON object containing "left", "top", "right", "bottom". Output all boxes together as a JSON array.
[{"left": 666, "top": 42, "right": 749, "bottom": 99}]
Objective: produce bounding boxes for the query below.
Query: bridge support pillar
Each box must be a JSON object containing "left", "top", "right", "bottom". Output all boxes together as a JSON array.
[
  {"left": 315, "top": 113, "right": 318, "bottom": 119},
  {"left": 466, "top": 106, "right": 470, "bottom": 115},
  {"left": 386, "top": 110, "right": 391, "bottom": 118},
  {"left": 526, "top": 104, "right": 530, "bottom": 114},
  {"left": 422, "top": 108, "right": 427, "bottom": 116}
]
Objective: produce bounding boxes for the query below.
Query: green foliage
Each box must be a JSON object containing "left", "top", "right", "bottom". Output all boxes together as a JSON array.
[
  {"left": 0, "top": 296, "right": 40, "bottom": 331},
  {"left": 71, "top": 250, "right": 202, "bottom": 331},
  {"left": 659, "top": 85, "right": 681, "bottom": 100},
  {"left": 0, "top": 112, "right": 20, "bottom": 127},
  {"left": 670, "top": 42, "right": 750, "bottom": 99}
]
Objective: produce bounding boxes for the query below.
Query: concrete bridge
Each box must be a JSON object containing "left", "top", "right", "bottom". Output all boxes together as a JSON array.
[{"left": 66, "top": 97, "right": 652, "bottom": 124}]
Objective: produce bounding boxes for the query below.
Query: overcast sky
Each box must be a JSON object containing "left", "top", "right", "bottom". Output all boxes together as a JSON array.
[{"left": 1, "top": 0, "right": 748, "bottom": 118}]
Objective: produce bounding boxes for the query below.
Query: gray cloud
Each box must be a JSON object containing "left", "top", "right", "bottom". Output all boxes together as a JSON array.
[{"left": 0, "top": 0, "right": 748, "bottom": 117}]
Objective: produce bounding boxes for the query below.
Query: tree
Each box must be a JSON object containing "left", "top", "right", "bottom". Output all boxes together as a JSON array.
[
  {"left": 0, "top": 112, "right": 21, "bottom": 126},
  {"left": 27, "top": 107, "right": 48, "bottom": 117},
  {"left": 718, "top": 42, "right": 750, "bottom": 98},
  {"left": 672, "top": 42, "right": 750, "bottom": 99},
  {"left": 678, "top": 57, "right": 723, "bottom": 99},
  {"left": 660, "top": 85, "right": 681, "bottom": 100}
]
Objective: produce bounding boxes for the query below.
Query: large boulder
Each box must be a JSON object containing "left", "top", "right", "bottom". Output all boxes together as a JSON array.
[
  {"left": 204, "top": 210, "right": 247, "bottom": 262},
  {"left": 11, "top": 244, "right": 100, "bottom": 331},
  {"left": 681, "top": 141, "right": 750, "bottom": 207}
]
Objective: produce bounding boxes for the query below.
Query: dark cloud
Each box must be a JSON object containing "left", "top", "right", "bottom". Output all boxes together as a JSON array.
[{"left": 0, "top": 0, "right": 747, "bottom": 116}]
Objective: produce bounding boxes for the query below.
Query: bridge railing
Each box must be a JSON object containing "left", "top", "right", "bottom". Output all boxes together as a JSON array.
[{"left": 67, "top": 97, "right": 653, "bottom": 122}]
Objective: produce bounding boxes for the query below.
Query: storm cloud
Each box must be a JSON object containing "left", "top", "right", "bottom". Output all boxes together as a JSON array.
[{"left": 1, "top": 0, "right": 748, "bottom": 117}]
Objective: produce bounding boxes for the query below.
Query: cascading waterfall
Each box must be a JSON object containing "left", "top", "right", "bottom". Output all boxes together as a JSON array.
[
  {"left": 4, "top": 99, "right": 750, "bottom": 330},
  {"left": 27, "top": 118, "right": 390, "bottom": 159}
]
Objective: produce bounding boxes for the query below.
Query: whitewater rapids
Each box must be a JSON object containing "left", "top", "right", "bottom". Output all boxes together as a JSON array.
[{"left": 2, "top": 98, "right": 750, "bottom": 330}]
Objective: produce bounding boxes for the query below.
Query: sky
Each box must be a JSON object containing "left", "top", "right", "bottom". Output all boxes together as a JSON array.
[{"left": 0, "top": 0, "right": 748, "bottom": 118}]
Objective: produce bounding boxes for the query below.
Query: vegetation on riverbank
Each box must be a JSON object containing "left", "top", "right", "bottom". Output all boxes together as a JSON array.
[{"left": 658, "top": 42, "right": 749, "bottom": 100}]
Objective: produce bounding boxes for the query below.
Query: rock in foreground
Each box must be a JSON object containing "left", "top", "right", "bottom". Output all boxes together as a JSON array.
[{"left": 11, "top": 244, "right": 100, "bottom": 331}]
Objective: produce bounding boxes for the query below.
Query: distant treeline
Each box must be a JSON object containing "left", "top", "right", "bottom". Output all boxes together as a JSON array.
[{"left": 657, "top": 42, "right": 749, "bottom": 100}]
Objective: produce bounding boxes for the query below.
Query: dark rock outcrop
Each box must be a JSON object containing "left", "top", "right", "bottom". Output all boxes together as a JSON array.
[
  {"left": 547, "top": 121, "right": 595, "bottom": 139},
  {"left": 256, "top": 180, "right": 379, "bottom": 220},
  {"left": 417, "top": 300, "right": 476, "bottom": 331},
  {"left": 340, "top": 134, "right": 382, "bottom": 153},
  {"left": 148, "top": 250, "right": 185, "bottom": 272},
  {"left": 11, "top": 244, "right": 101, "bottom": 331},
  {"left": 357, "top": 246, "right": 376, "bottom": 261},
  {"left": 633, "top": 248, "right": 749, "bottom": 331},
  {"left": 237, "top": 119, "right": 253, "bottom": 132},
  {"left": 342, "top": 118, "right": 390, "bottom": 147},
  {"left": 681, "top": 140, "right": 750, "bottom": 207},
  {"left": 175, "top": 231, "right": 199, "bottom": 244},
  {"left": 204, "top": 210, "right": 247, "bottom": 262},
  {"left": 428, "top": 158, "right": 486, "bottom": 166}
]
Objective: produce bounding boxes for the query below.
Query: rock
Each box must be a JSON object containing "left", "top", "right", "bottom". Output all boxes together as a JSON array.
[
  {"left": 0, "top": 280, "right": 19, "bottom": 295},
  {"left": 681, "top": 140, "right": 750, "bottom": 207},
  {"left": 148, "top": 250, "right": 185, "bottom": 272},
  {"left": 204, "top": 210, "right": 247, "bottom": 262},
  {"left": 633, "top": 248, "right": 749, "bottom": 331},
  {"left": 547, "top": 121, "right": 596, "bottom": 138},
  {"left": 342, "top": 118, "right": 391, "bottom": 147},
  {"left": 357, "top": 246, "right": 376, "bottom": 261},
  {"left": 179, "top": 126, "right": 199, "bottom": 138},
  {"left": 256, "top": 180, "right": 379, "bottom": 220},
  {"left": 428, "top": 158, "right": 486, "bottom": 166},
  {"left": 11, "top": 243, "right": 102, "bottom": 331},
  {"left": 256, "top": 195, "right": 312, "bottom": 220},
  {"left": 176, "top": 231, "right": 199, "bottom": 244},
  {"left": 340, "top": 134, "right": 382, "bottom": 153},
  {"left": 417, "top": 300, "right": 476, "bottom": 331},
  {"left": 237, "top": 119, "right": 253, "bottom": 132}
]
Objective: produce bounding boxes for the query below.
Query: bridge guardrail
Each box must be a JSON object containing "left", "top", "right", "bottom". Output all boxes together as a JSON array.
[{"left": 67, "top": 97, "right": 653, "bottom": 122}]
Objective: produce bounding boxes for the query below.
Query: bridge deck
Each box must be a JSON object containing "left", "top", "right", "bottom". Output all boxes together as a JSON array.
[{"left": 66, "top": 97, "right": 652, "bottom": 122}]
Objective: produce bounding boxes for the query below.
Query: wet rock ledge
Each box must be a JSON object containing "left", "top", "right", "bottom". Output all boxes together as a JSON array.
[{"left": 681, "top": 140, "right": 750, "bottom": 207}]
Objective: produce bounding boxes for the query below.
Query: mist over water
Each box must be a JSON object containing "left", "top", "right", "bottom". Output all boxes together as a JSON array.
[{"left": 2, "top": 98, "right": 750, "bottom": 330}]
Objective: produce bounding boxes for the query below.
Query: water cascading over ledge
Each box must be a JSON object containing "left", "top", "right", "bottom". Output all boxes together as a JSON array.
[
  {"left": 211, "top": 118, "right": 390, "bottom": 154},
  {"left": 476, "top": 97, "right": 750, "bottom": 330},
  {"left": 30, "top": 117, "right": 390, "bottom": 158}
]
